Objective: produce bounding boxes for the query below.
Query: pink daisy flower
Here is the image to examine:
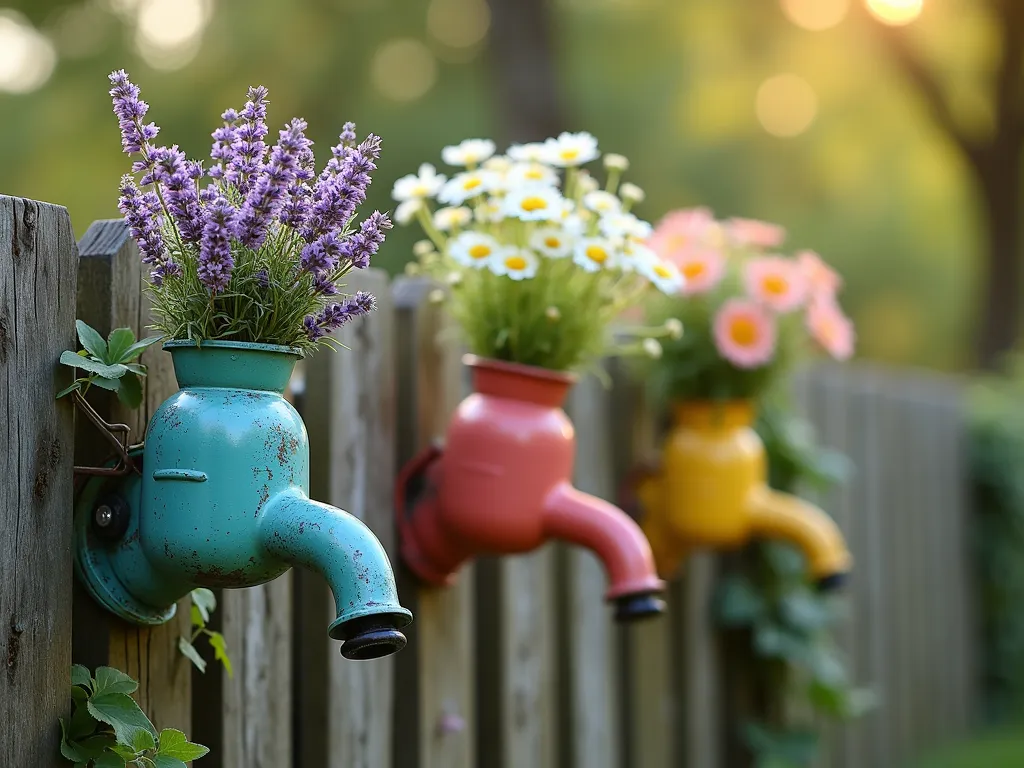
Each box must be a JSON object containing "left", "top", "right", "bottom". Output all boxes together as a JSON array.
[
  {"left": 672, "top": 249, "right": 726, "bottom": 295},
  {"left": 807, "top": 298, "right": 855, "bottom": 361},
  {"left": 648, "top": 207, "right": 721, "bottom": 260},
  {"left": 744, "top": 256, "right": 807, "bottom": 313},
  {"left": 713, "top": 298, "right": 777, "bottom": 369},
  {"left": 727, "top": 217, "right": 786, "bottom": 249},
  {"left": 797, "top": 250, "right": 842, "bottom": 299}
]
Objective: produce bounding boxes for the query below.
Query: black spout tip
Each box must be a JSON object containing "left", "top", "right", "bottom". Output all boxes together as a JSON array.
[
  {"left": 816, "top": 572, "right": 849, "bottom": 592},
  {"left": 613, "top": 592, "right": 666, "bottom": 623},
  {"left": 338, "top": 615, "right": 408, "bottom": 660}
]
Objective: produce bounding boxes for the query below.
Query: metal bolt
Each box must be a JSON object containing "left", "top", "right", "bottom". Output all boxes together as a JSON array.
[{"left": 94, "top": 505, "right": 114, "bottom": 528}]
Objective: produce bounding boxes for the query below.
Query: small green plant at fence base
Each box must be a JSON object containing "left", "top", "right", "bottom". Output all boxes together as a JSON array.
[
  {"left": 57, "top": 320, "right": 162, "bottom": 408},
  {"left": 61, "top": 665, "right": 208, "bottom": 767},
  {"left": 178, "top": 588, "right": 233, "bottom": 677}
]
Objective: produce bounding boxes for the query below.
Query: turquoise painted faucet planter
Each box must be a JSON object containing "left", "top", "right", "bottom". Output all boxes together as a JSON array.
[{"left": 74, "top": 340, "right": 412, "bottom": 660}]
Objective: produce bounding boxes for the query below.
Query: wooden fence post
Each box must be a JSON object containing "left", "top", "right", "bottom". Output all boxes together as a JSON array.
[
  {"left": 391, "top": 276, "right": 475, "bottom": 768},
  {"left": 299, "top": 268, "right": 396, "bottom": 768},
  {"left": 0, "top": 196, "right": 78, "bottom": 767},
  {"left": 71, "top": 219, "right": 192, "bottom": 731}
]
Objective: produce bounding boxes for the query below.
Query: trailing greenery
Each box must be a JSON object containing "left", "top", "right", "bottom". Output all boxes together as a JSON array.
[
  {"left": 714, "top": 396, "right": 874, "bottom": 767},
  {"left": 178, "top": 588, "right": 233, "bottom": 677},
  {"left": 61, "top": 665, "right": 208, "bottom": 767},
  {"left": 57, "top": 321, "right": 162, "bottom": 409},
  {"left": 969, "top": 355, "right": 1024, "bottom": 722}
]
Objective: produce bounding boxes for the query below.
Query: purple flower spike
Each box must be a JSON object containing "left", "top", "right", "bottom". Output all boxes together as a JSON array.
[
  {"left": 226, "top": 86, "right": 270, "bottom": 194},
  {"left": 303, "top": 291, "right": 377, "bottom": 340},
  {"left": 235, "top": 118, "right": 312, "bottom": 248},
  {"left": 198, "top": 194, "right": 236, "bottom": 293},
  {"left": 109, "top": 70, "right": 160, "bottom": 159},
  {"left": 299, "top": 231, "right": 343, "bottom": 276},
  {"left": 339, "top": 121, "right": 357, "bottom": 147},
  {"left": 209, "top": 107, "right": 239, "bottom": 180},
  {"left": 340, "top": 211, "right": 392, "bottom": 269},
  {"left": 313, "top": 273, "right": 338, "bottom": 296},
  {"left": 151, "top": 145, "right": 204, "bottom": 243},
  {"left": 303, "top": 134, "right": 382, "bottom": 242},
  {"left": 117, "top": 175, "right": 166, "bottom": 267}
]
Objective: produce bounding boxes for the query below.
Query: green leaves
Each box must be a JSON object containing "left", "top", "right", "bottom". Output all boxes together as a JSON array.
[
  {"left": 61, "top": 665, "right": 208, "bottom": 766},
  {"left": 56, "top": 320, "right": 162, "bottom": 409},
  {"left": 179, "top": 589, "right": 233, "bottom": 678},
  {"left": 177, "top": 637, "right": 207, "bottom": 674}
]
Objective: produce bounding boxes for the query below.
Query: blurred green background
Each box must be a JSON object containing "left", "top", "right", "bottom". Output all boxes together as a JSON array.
[{"left": 0, "top": 0, "right": 1018, "bottom": 369}]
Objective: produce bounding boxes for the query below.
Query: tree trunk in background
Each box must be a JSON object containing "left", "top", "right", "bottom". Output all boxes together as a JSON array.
[{"left": 485, "top": 0, "right": 565, "bottom": 142}]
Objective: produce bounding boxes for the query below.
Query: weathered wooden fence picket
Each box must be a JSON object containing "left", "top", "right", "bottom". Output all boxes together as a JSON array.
[{"left": 1, "top": 198, "right": 978, "bottom": 767}]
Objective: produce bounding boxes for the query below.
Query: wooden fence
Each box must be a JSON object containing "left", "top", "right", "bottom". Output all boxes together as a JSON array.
[{"left": 1, "top": 198, "right": 977, "bottom": 767}]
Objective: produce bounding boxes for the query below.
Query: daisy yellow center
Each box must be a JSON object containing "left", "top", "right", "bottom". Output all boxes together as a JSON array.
[
  {"left": 521, "top": 196, "right": 549, "bottom": 212},
  {"left": 469, "top": 244, "right": 492, "bottom": 259},
  {"left": 729, "top": 317, "right": 759, "bottom": 347},
  {"left": 463, "top": 177, "right": 483, "bottom": 191},
  {"left": 412, "top": 183, "right": 429, "bottom": 196},
  {"left": 505, "top": 255, "right": 527, "bottom": 270},
  {"left": 586, "top": 245, "right": 609, "bottom": 264},
  {"left": 653, "top": 264, "right": 672, "bottom": 278},
  {"left": 526, "top": 168, "right": 544, "bottom": 179},
  {"left": 682, "top": 262, "right": 706, "bottom": 280},
  {"left": 762, "top": 275, "right": 789, "bottom": 296},
  {"left": 560, "top": 148, "right": 580, "bottom": 161},
  {"left": 544, "top": 236, "right": 561, "bottom": 248}
]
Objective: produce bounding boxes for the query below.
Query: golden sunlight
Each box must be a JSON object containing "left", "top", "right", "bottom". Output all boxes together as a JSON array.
[
  {"left": 756, "top": 74, "right": 818, "bottom": 138},
  {"left": 780, "top": 0, "right": 849, "bottom": 31},
  {"left": 371, "top": 38, "right": 438, "bottom": 102},
  {"left": 864, "top": 0, "right": 924, "bottom": 26},
  {"left": 0, "top": 11, "right": 56, "bottom": 94}
]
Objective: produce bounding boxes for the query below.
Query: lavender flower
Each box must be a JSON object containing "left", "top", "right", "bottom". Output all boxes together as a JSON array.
[
  {"left": 313, "top": 273, "right": 339, "bottom": 296},
  {"left": 209, "top": 108, "right": 239, "bottom": 180},
  {"left": 226, "top": 86, "right": 269, "bottom": 194},
  {"left": 302, "top": 134, "right": 382, "bottom": 243},
  {"left": 198, "top": 194, "right": 236, "bottom": 293},
  {"left": 299, "top": 231, "right": 343, "bottom": 276},
  {"left": 279, "top": 143, "right": 315, "bottom": 230},
  {"left": 234, "top": 118, "right": 312, "bottom": 248},
  {"left": 303, "top": 291, "right": 377, "bottom": 340},
  {"left": 151, "top": 145, "right": 204, "bottom": 243},
  {"left": 117, "top": 175, "right": 166, "bottom": 266},
  {"left": 108, "top": 70, "right": 159, "bottom": 158},
  {"left": 339, "top": 211, "right": 391, "bottom": 269},
  {"left": 255, "top": 269, "right": 270, "bottom": 288},
  {"left": 319, "top": 122, "right": 358, "bottom": 179}
]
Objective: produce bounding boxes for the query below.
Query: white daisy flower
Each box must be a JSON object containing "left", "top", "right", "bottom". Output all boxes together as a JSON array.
[
  {"left": 603, "top": 153, "right": 629, "bottom": 171},
  {"left": 489, "top": 247, "right": 539, "bottom": 281},
  {"left": 642, "top": 338, "right": 663, "bottom": 359},
  {"left": 573, "top": 237, "right": 617, "bottom": 272},
  {"left": 437, "top": 170, "right": 500, "bottom": 205},
  {"left": 665, "top": 318, "right": 684, "bottom": 339},
  {"left": 583, "top": 190, "right": 621, "bottom": 216},
  {"left": 576, "top": 171, "right": 599, "bottom": 194},
  {"left": 507, "top": 142, "right": 549, "bottom": 163},
  {"left": 637, "top": 257, "right": 685, "bottom": 294},
  {"left": 413, "top": 239, "right": 436, "bottom": 257},
  {"left": 543, "top": 131, "right": 600, "bottom": 167},
  {"left": 503, "top": 186, "right": 565, "bottom": 222},
  {"left": 474, "top": 199, "right": 504, "bottom": 223},
  {"left": 433, "top": 206, "right": 473, "bottom": 232},
  {"left": 529, "top": 227, "right": 574, "bottom": 259},
  {"left": 394, "top": 198, "right": 425, "bottom": 225},
  {"left": 618, "top": 240, "right": 660, "bottom": 273},
  {"left": 483, "top": 155, "right": 514, "bottom": 174},
  {"left": 392, "top": 163, "right": 446, "bottom": 202},
  {"left": 599, "top": 212, "right": 653, "bottom": 240},
  {"left": 448, "top": 232, "right": 503, "bottom": 269},
  {"left": 562, "top": 212, "right": 589, "bottom": 237},
  {"left": 442, "top": 138, "right": 496, "bottom": 167},
  {"left": 507, "top": 162, "right": 560, "bottom": 188},
  {"left": 619, "top": 182, "right": 645, "bottom": 204}
]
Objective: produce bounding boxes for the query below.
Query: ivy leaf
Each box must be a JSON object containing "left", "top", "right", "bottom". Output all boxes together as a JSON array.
[
  {"left": 123, "top": 363, "right": 147, "bottom": 376},
  {"left": 108, "top": 742, "right": 138, "bottom": 760},
  {"left": 716, "top": 576, "right": 766, "bottom": 627},
  {"left": 120, "top": 335, "right": 163, "bottom": 362},
  {"left": 157, "top": 728, "right": 211, "bottom": 761},
  {"left": 106, "top": 328, "right": 136, "bottom": 364},
  {"left": 93, "top": 667, "right": 139, "bottom": 696},
  {"left": 190, "top": 588, "right": 216, "bottom": 625},
  {"left": 132, "top": 726, "right": 157, "bottom": 753},
  {"left": 60, "top": 719, "right": 92, "bottom": 763},
  {"left": 70, "top": 697, "right": 100, "bottom": 740},
  {"left": 178, "top": 637, "right": 207, "bottom": 673},
  {"left": 91, "top": 375, "right": 122, "bottom": 392},
  {"left": 154, "top": 757, "right": 189, "bottom": 768},
  {"left": 86, "top": 692, "right": 157, "bottom": 746},
  {"left": 71, "top": 664, "right": 93, "bottom": 690},
  {"left": 207, "top": 631, "right": 233, "bottom": 679},
  {"left": 190, "top": 604, "right": 206, "bottom": 629},
  {"left": 117, "top": 372, "right": 144, "bottom": 409},
  {"left": 779, "top": 590, "right": 832, "bottom": 633},
  {"left": 93, "top": 752, "right": 129, "bottom": 768},
  {"left": 59, "top": 351, "right": 129, "bottom": 379},
  {"left": 76, "top": 320, "right": 108, "bottom": 361}
]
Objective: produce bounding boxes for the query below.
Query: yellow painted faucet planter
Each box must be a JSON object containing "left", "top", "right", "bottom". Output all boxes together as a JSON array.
[{"left": 635, "top": 401, "right": 852, "bottom": 588}]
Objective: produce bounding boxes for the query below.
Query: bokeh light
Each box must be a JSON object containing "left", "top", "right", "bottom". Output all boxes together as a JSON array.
[
  {"left": 0, "top": 11, "right": 57, "bottom": 95},
  {"left": 780, "top": 0, "right": 849, "bottom": 31},
  {"left": 134, "top": 0, "right": 212, "bottom": 70},
  {"left": 865, "top": 0, "right": 924, "bottom": 26},
  {"left": 756, "top": 73, "right": 818, "bottom": 137},
  {"left": 371, "top": 39, "right": 439, "bottom": 102},
  {"left": 427, "top": 0, "right": 491, "bottom": 49}
]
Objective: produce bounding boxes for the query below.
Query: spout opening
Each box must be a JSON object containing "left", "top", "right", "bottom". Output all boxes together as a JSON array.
[
  {"left": 612, "top": 591, "right": 666, "bottom": 623},
  {"left": 336, "top": 615, "right": 409, "bottom": 660},
  {"left": 816, "top": 571, "right": 849, "bottom": 592}
]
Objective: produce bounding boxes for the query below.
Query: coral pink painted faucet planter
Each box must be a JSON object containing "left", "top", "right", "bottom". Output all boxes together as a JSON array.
[{"left": 395, "top": 355, "right": 665, "bottom": 621}]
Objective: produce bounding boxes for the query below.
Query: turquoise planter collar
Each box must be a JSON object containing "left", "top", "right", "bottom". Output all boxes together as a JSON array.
[{"left": 164, "top": 339, "right": 303, "bottom": 393}]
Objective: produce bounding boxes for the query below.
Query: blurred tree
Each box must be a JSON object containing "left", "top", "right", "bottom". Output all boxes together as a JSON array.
[{"left": 857, "top": 1, "right": 1024, "bottom": 368}]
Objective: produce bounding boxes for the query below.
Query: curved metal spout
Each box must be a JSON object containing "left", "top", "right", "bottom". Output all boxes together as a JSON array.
[
  {"left": 261, "top": 490, "right": 413, "bottom": 659},
  {"left": 747, "top": 488, "right": 852, "bottom": 589},
  {"left": 543, "top": 481, "right": 665, "bottom": 620}
]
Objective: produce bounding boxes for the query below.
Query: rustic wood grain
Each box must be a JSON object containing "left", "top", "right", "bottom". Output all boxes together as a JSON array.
[
  {"left": 71, "top": 219, "right": 192, "bottom": 733},
  {"left": 0, "top": 196, "right": 78, "bottom": 768},
  {"left": 391, "top": 276, "right": 475, "bottom": 768}
]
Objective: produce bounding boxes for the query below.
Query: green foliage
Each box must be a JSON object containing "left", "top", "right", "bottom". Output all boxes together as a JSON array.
[
  {"left": 714, "top": 396, "right": 872, "bottom": 766},
  {"left": 968, "top": 355, "right": 1024, "bottom": 721},
  {"left": 61, "top": 665, "right": 208, "bottom": 767},
  {"left": 57, "top": 321, "right": 162, "bottom": 408},
  {"left": 178, "top": 589, "right": 233, "bottom": 678}
]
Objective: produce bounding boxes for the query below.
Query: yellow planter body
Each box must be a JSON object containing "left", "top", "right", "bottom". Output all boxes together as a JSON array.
[{"left": 638, "top": 401, "right": 852, "bottom": 587}]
